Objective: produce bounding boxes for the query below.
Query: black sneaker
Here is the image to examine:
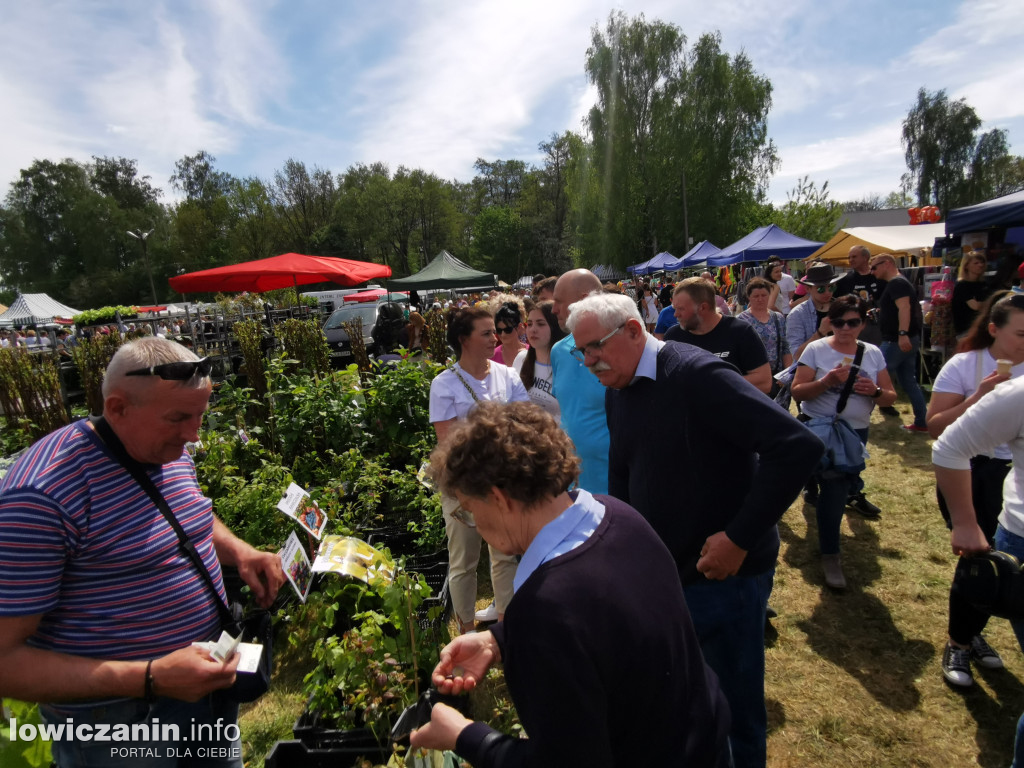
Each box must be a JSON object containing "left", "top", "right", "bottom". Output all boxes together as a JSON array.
[
  {"left": 970, "top": 634, "right": 1004, "bottom": 670},
  {"left": 941, "top": 643, "right": 973, "bottom": 687},
  {"left": 847, "top": 492, "right": 882, "bottom": 520},
  {"left": 880, "top": 405, "right": 900, "bottom": 418}
]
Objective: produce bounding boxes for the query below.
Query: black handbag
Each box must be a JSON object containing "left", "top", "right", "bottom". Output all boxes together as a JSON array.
[
  {"left": 952, "top": 550, "right": 1024, "bottom": 621},
  {"left": 91, "top": 416, "right": 272, "bottom": 702}
]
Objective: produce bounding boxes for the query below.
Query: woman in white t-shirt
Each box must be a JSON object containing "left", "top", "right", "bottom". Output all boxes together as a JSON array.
[
  {"left": 926, "top": 290, "right": 1024, "bottom": 687},
  {"left": 429, "top": 306, "right": 529, "bottom": 634},
  {"left": 791, "top": 295, "right": 897, "bottom": 590},
  {"left": 764, "top": 258, "right": 796, "bottom": 316},
  {"left": 512, "top": 301, "right": 566, "bottom": 420}
]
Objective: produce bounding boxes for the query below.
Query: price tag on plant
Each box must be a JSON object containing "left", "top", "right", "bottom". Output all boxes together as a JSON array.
[
  {"left": 280, "top": 531, "right": 312, "bottom": 603},
  {"left": 277, "top": 482, "right": 328, "bottom": 539}
]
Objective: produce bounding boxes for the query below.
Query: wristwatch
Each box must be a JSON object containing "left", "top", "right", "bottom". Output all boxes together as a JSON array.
[
  {"left": 898, "top": 330, "right": 909, "bottom": 336},
  {"left": 871, "top": 386, "right": 882, "bottom": 398}
]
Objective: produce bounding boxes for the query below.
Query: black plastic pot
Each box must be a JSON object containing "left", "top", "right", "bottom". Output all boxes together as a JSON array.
[{"left": 265, "top": 737, "right": 393, "bottom": 768}]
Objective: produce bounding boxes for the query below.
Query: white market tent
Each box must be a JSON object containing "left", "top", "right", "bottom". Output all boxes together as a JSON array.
[
  {"left": 0, "top": 293, "right": 79, "bottom": 327},
  {"left": 806, "top": 224, "right": 946, "bottom": 266}
]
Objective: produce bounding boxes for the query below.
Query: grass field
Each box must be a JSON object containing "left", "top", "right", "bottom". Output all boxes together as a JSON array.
[{"left": 241, "top": 401, "right": 1024, "bottom": 767}]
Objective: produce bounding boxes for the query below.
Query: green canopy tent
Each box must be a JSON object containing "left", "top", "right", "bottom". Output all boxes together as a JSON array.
[{"left": 387, "top": 251, "right": 496, "bottom": 291}]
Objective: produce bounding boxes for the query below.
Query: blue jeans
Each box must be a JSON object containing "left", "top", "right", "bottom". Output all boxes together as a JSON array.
[
  {"left": 994, "top": 525, "right": 1024, "bottom": 650},
  {"left": 684, "top": 570, "right": 774, "bottom": 768},
  {"left": 880, "top": 338, "right": 927, "bottom": 428},
  {"left": 816, "top": 427, "right": 869, "bottom": 555},
  {"left": 1014, "top": 711, "right": 1024, "bottom": 768},
  {"left": 40, "top": 694, "right": 241, "bottom": 768}
]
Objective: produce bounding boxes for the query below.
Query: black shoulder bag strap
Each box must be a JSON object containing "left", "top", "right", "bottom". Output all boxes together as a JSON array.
[
  {"left": 90, "top": 415, "right": 234, "bottom": 628},
  {"left": 835, "top": 341, "right": 866, "bottom": 415}
]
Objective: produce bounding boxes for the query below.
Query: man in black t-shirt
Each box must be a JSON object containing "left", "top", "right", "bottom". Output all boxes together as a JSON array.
[
  {"left": 833, "top": 245, "right": 889, "bottom": 409},
  {"left": 870, "top": 253, "right": 928, "bottom": 433},
  {"left": 666, "top": 277, "right": 771, "bottom": 393}
]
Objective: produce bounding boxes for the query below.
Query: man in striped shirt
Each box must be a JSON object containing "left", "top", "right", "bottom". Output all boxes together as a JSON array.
[{"left": 0, "top": 338, "right": 285, "bottom": 767}]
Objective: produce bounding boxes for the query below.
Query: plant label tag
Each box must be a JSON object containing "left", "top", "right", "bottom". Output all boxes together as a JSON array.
[
  {"left": 238, "top": 428, "right": 249, "bottom": 444},
  {"left": 277, "top": 482, "right": 328, "bottom": 539},
  {"left": 280, "top": 531, "right": 313, "bottom": 602}
]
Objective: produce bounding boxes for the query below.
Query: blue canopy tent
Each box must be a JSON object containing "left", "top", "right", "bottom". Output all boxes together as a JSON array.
[
  {"left": 945, "top": 190, "right": 1024, "bottom": 234},
  {"left": 678, "top": 240, "right": 721, "bottom": 268},
  {"left": 706, "top": 225, "right": 823, "bottom": 267},
  {"left": 627, "top": 251, "right": 679, "bottom": 276}
]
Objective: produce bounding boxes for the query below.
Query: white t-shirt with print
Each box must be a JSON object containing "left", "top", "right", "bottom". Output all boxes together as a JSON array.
[
  {"left": 512, "top": 349, "right": 560, "bottom": 420},
  {"left": 797, "top": 338, "right": 887, "bottom": 429},
  {"left": 932, "top": 348, "right": 1024, "bottom": 460}
]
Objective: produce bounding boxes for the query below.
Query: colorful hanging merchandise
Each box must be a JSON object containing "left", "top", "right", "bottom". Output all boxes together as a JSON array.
[{"left": 928, "top": 266, "right": 956, "bottom": 353}]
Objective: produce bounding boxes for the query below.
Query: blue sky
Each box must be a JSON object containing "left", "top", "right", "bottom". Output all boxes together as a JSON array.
[{"left": 2, "top": 0, "right": 1022, "bottom": 207}]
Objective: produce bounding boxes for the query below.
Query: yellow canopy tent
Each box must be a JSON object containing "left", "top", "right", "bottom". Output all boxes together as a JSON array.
[{"left": 805, "top": 224, "right": 946, "bottom": 266}]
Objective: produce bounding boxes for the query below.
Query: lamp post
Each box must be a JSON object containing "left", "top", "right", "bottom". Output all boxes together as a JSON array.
[{"left": 127, "top": 229, "right": 158, "bottom": 306}]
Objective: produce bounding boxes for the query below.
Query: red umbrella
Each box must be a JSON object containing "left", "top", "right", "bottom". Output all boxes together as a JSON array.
[
  {"left": 342, "top": 288, "right": 409, "bottom": 303},
  {"left": 168, "top": 253, "right": 392, "bottom": 294}
]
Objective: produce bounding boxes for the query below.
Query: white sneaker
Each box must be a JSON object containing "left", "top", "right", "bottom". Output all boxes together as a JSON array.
[{"left": 474, "top": 602, "right": 498, "bottom": 622}]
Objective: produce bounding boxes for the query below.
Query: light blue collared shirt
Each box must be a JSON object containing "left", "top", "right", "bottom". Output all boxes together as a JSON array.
[
  {"left": 513, "top": 489, "right": 606, "bottom": 593},
  {"left": 633, "top": 333, "right": 665, "bottom": 384}
]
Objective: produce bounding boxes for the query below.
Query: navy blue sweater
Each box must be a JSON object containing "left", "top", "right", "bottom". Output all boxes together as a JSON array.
[
  {"left": 606, "top": 342, "right": 824, "bottom": 584},
  {"left": 456, "top": 496, "right": 729, "bottom": 767}
]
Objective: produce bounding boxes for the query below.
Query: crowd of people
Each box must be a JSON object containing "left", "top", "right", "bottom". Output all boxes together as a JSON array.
[
  {"left": 417, "top": 253, "right": 1024, "bottom": 767},
  {"left": 1, "top": 250, "right": 1022, "bottom": 767}
]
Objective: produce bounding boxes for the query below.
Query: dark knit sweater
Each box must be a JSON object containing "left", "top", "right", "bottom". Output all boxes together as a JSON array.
[
  {"left": 455, "top": 495, "right": 729, "bottom": 768},
  {"left": 606, "top": 341, "right": 824, "bottom": 584}
]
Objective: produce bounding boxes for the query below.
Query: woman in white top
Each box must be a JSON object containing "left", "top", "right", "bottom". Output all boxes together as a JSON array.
[
  {"left": 927, "top": 290, "right": 1024, "bottom": 686},
  {"left": 429, "top": 306, "right": 529, "bottom": 634},
  {"left": 512, "top": 301, "right": 566, "bottom": 420},
  {"left": 791, "top": 295, "right": 897, "bottom": 590},
  {"left": 641, "top": 284, "right": 659, "bottom": 332},
  {"left": 764, "top": 258, "right": 796, "bottom": 316}
]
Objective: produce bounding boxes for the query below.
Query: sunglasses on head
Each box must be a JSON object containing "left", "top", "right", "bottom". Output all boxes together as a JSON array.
[
  {"left": 125, "top": 357, "right": 213, "bottom": 381},
  {"left": 831, "top": 318, "right": 862, "bottom": 329}
]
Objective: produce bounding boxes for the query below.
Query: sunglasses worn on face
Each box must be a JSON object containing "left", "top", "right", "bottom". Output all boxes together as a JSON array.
[
  {"left": 570, "top": 323, "right": 626, "bottom": 363},
  {"left": 831, "top": 318, "right": 863, "bottom": 329},
  {"left": 814, "top": 285, "right": 832, "bottom": 294},
  {"left": 495, "top": 326, "right": 516, "bottom": 335},
  {"left": 125, "top": 357, "right": 213, "bottom": 381}
]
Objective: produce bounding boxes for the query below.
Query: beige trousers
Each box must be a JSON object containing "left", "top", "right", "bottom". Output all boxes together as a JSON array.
[{"left": 441, "top": 493, "right": 517, "bottom": 624}]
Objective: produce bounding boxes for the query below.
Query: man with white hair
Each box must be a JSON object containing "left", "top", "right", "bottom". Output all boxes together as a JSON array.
[
  {"left": 0, "top": 337, "right": 285, "bottom": 768},
  {"left": 566, "top": 292, "right": 823, "bottom": 768}
]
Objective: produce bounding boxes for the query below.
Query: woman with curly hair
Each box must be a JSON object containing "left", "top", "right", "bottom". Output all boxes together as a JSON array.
[{"left": 412, "top": 401, "right": 730, "bottom": 767}]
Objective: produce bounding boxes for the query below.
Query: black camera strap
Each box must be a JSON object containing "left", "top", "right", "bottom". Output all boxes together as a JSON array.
[
  {"left": 835, "top": 341, "right": 865, "bottom": 415},
  {"left": 90, "top": 415, "right": 234, "bottom": 627}
]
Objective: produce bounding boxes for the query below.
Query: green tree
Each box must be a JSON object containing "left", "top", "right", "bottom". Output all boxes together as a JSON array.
[
  {"left": 226, "top": 176, "right": 277, "bottom": 262},
  {"left": 570, "top": 13, "right": 777, "bottom": 268},
  {"left": 0, "top": 157, "right": 171, "bottom": 306},
  {"left": 472, "top": 205, "right": 527, "bottom": 280},
  {"left": 901, "top": 88, "right": 982, "bottom": 213},
  {"left": 270, "top": 159, "right": 338, "bottom": 254},
  {"left": 776, "top": 176, "right": 842, "bottom": 242}
]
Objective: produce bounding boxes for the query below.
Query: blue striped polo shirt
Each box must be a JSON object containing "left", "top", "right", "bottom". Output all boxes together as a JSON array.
[{"left": 0, "top": 420, "right": 223, "bottom": 686}]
